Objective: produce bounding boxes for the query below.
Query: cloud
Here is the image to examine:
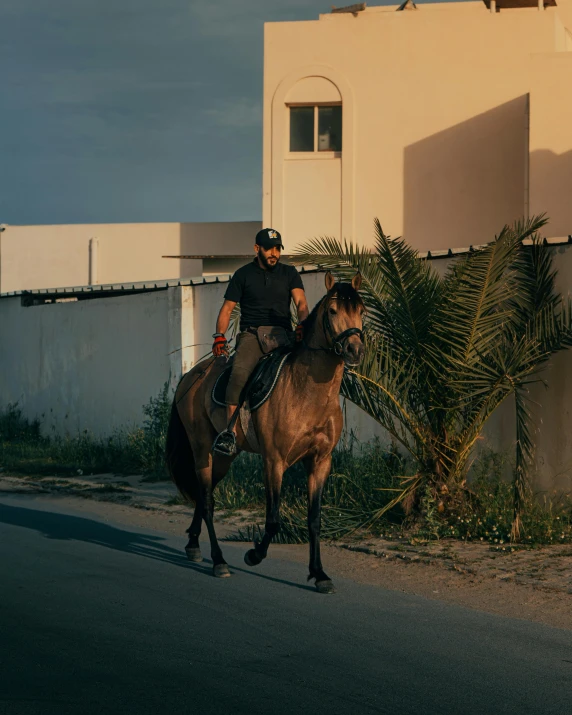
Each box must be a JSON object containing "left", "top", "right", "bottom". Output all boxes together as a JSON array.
[
  {"left": 0, "top": 0, "right": 325, "bottom": 224},
  {"left": 202, "top": 99, "right": 262, "bottom": 130},
  {"left": 5, "top": 69, "right": 204, "bottom": 109},
  {"left": 188, "top": 0, "right": 314, "bottom": 38}
]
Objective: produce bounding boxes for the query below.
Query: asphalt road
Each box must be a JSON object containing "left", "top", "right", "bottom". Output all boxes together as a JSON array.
[{"left": 0, "top": 495, "right": 571, "bottom": 715}]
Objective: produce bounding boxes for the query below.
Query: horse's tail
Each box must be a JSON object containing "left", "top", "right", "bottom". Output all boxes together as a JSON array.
[{"left": 165, "top": 400, "right": 199, "bottom": 504}]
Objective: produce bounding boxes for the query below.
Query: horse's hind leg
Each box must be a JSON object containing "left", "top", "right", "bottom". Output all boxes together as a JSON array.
[
  {"left": 185, "top": 505, "right": 203, "bottom": 562},
  {"left": 245, "top": 459, "right": 283, "bottom": 567},
  {"left": 201, "top": 479, "right": 229, "bottom": 577},
  {"left": 306, "top": 455, "right": 335, "bottom": 594},
  {"left": 194, "top": 452, "right": 234, "bottom": 578},
  {"left": 183, "top": 452, "right": 234, "bottom": 562}
]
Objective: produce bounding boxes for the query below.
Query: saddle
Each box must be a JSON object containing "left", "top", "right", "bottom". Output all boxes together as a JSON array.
[{"left": 212, "top": 345, "right": 293, "bottom": 411}]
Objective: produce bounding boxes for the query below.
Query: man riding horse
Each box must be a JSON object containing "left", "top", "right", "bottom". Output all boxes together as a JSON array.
[
  {"left": 211, "top": 227, "right": 309, "bottom": 456},
  {"left": 167, "top": 264, "right": 365, "bottom": 591}
]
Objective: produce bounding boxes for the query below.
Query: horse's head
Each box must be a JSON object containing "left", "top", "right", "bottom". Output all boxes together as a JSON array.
[{"left": 320, "top": 271, "right": 365, "bottom": 367}]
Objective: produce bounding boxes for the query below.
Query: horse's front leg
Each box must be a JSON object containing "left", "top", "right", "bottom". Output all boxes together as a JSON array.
[
  {"left": 306, "top": 455, "right": 335, "bottom": 594},
  {"left": 244, "top": 459, "right": 283, "bottom": 567}
]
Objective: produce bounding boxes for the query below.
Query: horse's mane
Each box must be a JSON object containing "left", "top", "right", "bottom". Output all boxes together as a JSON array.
[{"left": 295, "top": 282, "right": 363, "bottom": 350}]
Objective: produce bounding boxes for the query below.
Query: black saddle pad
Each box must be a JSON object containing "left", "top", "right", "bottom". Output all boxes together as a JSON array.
[{"left": 212, "top": 346, "right": 293, "bottom": 411}]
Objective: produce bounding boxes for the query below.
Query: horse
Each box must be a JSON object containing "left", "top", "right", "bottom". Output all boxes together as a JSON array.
[{"left": 165, "top": 271, "right": 365, "bottom": 594}]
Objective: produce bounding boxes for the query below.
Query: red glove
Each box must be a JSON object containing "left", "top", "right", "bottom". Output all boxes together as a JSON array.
[
  {"left": 295, "top": 323, "right": 304, "bottom": 343},
  {"left": 212, "top": 335, "right": 229, "bottom": 357}
]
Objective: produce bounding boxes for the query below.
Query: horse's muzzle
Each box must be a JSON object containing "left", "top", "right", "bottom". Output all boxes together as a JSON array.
[{"left": 343, "top": 339, "right": 364, "bottom": 367}]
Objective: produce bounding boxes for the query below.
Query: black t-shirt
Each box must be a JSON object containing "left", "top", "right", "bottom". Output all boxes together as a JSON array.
[{"left": 224, "top": 259, "right": 304, "bottom": 331}]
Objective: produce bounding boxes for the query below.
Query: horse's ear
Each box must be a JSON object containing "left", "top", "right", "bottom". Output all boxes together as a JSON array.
[
  {"left": 351, "top": 272, "right": 362, "bottom": 291},
  {"left": 325, "top": 272, "right": 336, "bottom": 292}
]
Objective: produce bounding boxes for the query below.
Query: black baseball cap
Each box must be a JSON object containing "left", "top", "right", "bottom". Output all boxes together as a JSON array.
[{"left": 255, "top": 227, "right": 284, "bottom": 250}]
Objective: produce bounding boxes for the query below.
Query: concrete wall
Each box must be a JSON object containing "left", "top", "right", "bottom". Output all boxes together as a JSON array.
[
  {"left": 263, "top": 3, "right": 572, "bottom": 253},
  {"left": 0, "top": 221, "right": 261, "bottom": 294},
  {"left": 0, "top": 290, "right": 173, "bottom": 436},
  {"left": 524, "top": 243, "right": 572, "bottom": 497}
]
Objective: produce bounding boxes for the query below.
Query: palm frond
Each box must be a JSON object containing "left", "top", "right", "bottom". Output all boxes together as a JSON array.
[
  {"left": 371, "top": 219, "right": 442, "bottom": 354},
  {"left": 368, "top": 475, "right": 423, "bottom": 525},
  {"left": 342, "top": 363, "right": 427, "bottom": 460},
  {"left": 295, "top": 225, "right": 443, "bottom": 358},
  {"left": 446, "top": 334, "right": 546, "bottom": 478},
  {"left": 434, "top": 217, "right": 548, "bottom": 369},
  {"left": 525, "top": 297, "right": 572, "bottom": 353},
  {"left": 510, "top": 226, "right": 557, "bottom": 330},
  {"left": 229, "top": 304, "right": 241, "bottom": 341},
  {"left": 434, "top": 229, "right": 515, "bottom": 365},
  {"left": 295, "top": 235, "right": 399, "bottom": 339}
]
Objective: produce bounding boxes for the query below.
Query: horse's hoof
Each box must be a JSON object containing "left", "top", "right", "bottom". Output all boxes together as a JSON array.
[
  {"left": 315, "top": 579, "right": 336, "bottom": 595},
  {"left": 213, "top": 563, "right": 231, "bottom": 578},
  {"left": 244, "top": 549, "right": 263, "bottom": 567},
  {"left": 185, "top": 547, "right": 203, "bottom": 563}
]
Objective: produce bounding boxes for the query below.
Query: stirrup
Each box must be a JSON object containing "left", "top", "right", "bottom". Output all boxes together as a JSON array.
[{"left": 212, "top": 429, "right": 236, "bottom": 456}]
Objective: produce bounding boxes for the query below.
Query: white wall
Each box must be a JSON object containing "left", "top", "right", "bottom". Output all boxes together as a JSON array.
[
  {"left": 0, "top": 221, "right": 261, "bottom": 294},
  {"left": 0, "top": 291, "right": 173, "bottom": 436}
]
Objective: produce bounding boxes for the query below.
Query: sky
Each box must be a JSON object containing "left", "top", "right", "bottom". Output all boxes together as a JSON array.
[{"left": 0, "top": 0, "right": 443, "bottom": 226}]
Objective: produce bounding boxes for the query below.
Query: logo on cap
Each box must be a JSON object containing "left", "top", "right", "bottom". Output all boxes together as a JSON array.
[{"left": 268, "top": 230, "right": 278, "bottom": 239}]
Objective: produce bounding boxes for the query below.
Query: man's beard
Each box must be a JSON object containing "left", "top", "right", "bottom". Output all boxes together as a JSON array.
[{"left": 259, "top": 252, "right": 279, "bottom": 271}]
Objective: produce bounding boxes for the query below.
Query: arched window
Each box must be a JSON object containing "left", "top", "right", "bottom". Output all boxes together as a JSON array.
[
  {"left": 286, "top": 77, "right": 342, "bottom": 154},
  {"left": 289, "top": 105, "right": 342, "bottom": 152}
]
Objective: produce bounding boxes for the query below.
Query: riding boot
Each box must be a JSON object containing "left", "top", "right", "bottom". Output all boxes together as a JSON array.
[{"left": 212, "top": 430, "right": 237, "bottom": 456}]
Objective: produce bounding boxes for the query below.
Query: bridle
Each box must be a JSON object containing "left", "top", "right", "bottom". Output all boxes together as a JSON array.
[{"left": 304, "top": 296, "right": 364, "bottom": 356}]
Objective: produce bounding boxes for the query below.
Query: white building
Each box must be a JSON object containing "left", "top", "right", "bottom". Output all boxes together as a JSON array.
[{"left": 0, "top": 221, "right": 261, "bottom": 294}]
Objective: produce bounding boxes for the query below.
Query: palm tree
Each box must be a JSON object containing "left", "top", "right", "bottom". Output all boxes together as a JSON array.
[{"left": 295, "top": 216, "right": 572, "bottom": 539}]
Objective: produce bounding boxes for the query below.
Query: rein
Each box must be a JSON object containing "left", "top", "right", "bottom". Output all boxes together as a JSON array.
[{"left": 303, "top": 296, "right": 364, "bottom": 356}]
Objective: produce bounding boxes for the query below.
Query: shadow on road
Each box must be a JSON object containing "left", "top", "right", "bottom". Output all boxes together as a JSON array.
[{"left": 0, "top": 501, "right": 315, "bottom": 592}]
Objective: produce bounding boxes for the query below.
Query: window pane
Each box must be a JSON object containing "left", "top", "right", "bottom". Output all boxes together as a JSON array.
[
  {"left": 318, "top": 106, "right": 342, "bottom": 152},
  {"left": 290, "top": 107, "right": 314, "bottom": 152}
]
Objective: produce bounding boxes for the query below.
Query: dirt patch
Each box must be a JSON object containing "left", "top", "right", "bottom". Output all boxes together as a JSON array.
[{"left": 1, "top": 473, "right": 570, "bottom": 631}]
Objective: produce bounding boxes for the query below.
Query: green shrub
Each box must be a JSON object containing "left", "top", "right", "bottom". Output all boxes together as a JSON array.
[
  {"left": 223, "top": 445, "right": 572, "bottom": 546},
  {"left": 0, "top": 385, "right": 172, "bottom": 479},
  {"left": 0, "top": 404, "right": 42, "bottom": 443},
  {"left": 429, "top": 450, "right": 572, "bottom": 547},
  {"left": 132, "top": 381, "right": 172, "bottom": 480}
]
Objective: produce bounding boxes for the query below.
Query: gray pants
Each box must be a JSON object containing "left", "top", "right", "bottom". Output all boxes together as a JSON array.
[{"left": 225, "top": 331, "right": 264, "bottom": 405}]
